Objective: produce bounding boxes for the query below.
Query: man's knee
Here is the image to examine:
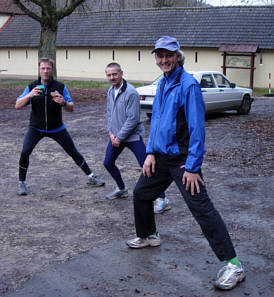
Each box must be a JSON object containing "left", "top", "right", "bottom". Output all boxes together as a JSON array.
[
  {"left": 103, "top": 159, "right": 113, "bottom": 171},
  {"left": 133, "top": 181, "right": 146, "bottom": 200},
  {"left": 20, "top": 150, "right": 31, "bottom": 160},
  {"left": 189, "top": 196, "right": 217, "bottom": 218},
  {"left": 69, "top": 149, "right": 81, "bottom": 160}
]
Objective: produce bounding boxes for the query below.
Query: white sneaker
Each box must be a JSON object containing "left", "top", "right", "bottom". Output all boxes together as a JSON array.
[
  {"left": 154, "top": 198, "right": 171, "bottom": 214},
  {"left": 105, "top": 188, "right": 128, "bottom": 200},
  {"left": 87, "top": 174, "right": 105, "bottom": 187},
  {"left": 215, "top": 262, "right": 246, "bottom": 290},
  {"left": 126, "top": 232, "right": 161, "bottom": 248},
  {"left": 18, "top": 181, "right": 27, "bottom": 195}
]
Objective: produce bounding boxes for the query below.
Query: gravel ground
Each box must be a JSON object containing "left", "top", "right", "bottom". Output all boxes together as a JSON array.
[{"left": 0, "top": 85, "right": 273, "bottom": 297}]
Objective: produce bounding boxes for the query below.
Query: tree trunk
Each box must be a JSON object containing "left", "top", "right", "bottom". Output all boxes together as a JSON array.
[{"left": 39, "top": 25, "right": 58, "bottom": 78}]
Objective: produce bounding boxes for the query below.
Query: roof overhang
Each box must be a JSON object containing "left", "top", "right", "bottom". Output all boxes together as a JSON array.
[{"left": 219, "top": 43, "right": 259, "bottom": 53}]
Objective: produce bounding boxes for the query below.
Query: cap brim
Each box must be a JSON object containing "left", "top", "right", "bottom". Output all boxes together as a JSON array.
[{"left": 151, "top": 47, "right": 177, "bottom": 54}]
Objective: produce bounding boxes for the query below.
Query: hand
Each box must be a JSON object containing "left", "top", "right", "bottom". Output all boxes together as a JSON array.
[
  {"left": 29, "top": 87, "right": 43, "bottom": 98},
  {"left": 51, "top": 91, "right": 65, "bottom": 106},
  {"left": 142, "top": 154, "right": 156, "bottom": 177},
  {"left": 110, "top": 134, "right": 116, "bottom": 143},
  {"left": 182, "top": 171, "right": 205, "bottom": 196},
  {"left": 111, "top": 135, "right": 120, "bottom": 147}
]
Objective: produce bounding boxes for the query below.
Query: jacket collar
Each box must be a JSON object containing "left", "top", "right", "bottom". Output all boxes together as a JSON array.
[
  {"left": 38, "top": 77, "right": 54, "bottom": 86},
  {"left": 164, "top": 66, "right": 183, "bottom": 85},
  {"left": 111, "top": 79, "right": 127, "bottom": 99}
]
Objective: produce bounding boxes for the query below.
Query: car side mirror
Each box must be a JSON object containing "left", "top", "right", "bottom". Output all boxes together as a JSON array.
[{"left": 230, "top": 83, "right": 236, "bottom": 88}]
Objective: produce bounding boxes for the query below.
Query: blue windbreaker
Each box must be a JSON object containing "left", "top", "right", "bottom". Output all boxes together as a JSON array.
[{"left": 146, "top": 66, "right": 206, "bottom": 173}]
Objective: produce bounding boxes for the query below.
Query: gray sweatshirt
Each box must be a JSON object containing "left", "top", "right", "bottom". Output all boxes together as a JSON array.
[{"left": 107, "top": 80, "right": 144, "bottom": 142}]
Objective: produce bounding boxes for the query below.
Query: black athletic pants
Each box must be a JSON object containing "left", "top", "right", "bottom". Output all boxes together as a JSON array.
[
  {"left": 19, "top": 126, "right": 91, "bottom": 181},
  {"left": 133, "top": 153, "right": 236, "bottom": 261}
]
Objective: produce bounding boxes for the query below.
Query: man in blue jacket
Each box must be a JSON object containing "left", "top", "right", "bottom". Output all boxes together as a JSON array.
[{"left": 126, "top": 36, "right": 245, "bottom": 290}]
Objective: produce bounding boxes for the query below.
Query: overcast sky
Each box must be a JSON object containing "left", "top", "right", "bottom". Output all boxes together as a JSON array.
[{"left": 205, "top": 0, "right": 271, "bottom": 5}]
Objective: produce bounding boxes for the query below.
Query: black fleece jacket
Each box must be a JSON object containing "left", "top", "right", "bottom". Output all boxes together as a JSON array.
[{"left": 28, "top": 79, "right": 65, "bottom": 130}]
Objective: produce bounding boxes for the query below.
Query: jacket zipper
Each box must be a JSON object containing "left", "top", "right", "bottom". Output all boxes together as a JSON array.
[
  {"left": 45, "top": 87, "right": 48, "bottom": 130},
  {"left": 153, "top": 82, "right": 180, "bottom": 151}
]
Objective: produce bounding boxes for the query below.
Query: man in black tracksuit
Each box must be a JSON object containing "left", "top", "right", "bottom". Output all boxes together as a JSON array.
[
  {"left": 15, "top": 57, "right": 104, "bottom": 195},
  {"left": 126, "top": 36, "right": 245, "bottom": 290}
]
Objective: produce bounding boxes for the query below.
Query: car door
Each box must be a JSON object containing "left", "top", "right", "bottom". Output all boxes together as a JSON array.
[
  {"left": 199, "top": 74, "right": 224, "bottom": 113},
  {"left": 213, "top": 73, "right": 242, "bottom": 109}
]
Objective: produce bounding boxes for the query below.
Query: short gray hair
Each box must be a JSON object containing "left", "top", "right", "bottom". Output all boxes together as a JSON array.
[
  {"left": 105, "top": 62, "right": 122, "bottom": 72},
  {"left": 177, "top": 50, "right": 185, "bottom": 66}
]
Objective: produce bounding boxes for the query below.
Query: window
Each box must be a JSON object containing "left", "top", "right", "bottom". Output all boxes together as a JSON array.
[
  {"left": 259, "top": 53, "right": 263, "bottom": 65},
  {"left": 112, "top": 50, "right": 115, "bottom": 61},
  {"left": 213, "top": 73, "right": 230, "bottom": 88},
  {"left": 200, "top": 74, "right": 214, "bottom": 88},
  {"left": 195, "top": 51, "right": 198, "bottom": 63},
  {"left": 8, "top": 50, "right": 10, "bottom": 59},
  {"left": 66, "top": 49, "right": 68, "bottom": 60},
  {"left": 88, "top": 50, "right": 91, "bottom": 60},
  {"left": 138, "top": 50, "right": 141, "bottom": 61}
]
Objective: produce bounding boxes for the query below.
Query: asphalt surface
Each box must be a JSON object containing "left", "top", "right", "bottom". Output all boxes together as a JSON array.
[{"left": 2, "top": 237, "right": 272, "bottom": 297}]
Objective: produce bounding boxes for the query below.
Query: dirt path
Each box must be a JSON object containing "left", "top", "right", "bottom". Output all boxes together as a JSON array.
[{"left": 0, "top": 85, "right": 273, "bottom": 296}]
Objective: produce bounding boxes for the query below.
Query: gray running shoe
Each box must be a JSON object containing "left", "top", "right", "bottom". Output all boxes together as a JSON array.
[
  {"left": 126, "top": 232, "right": 161, "bottom": 249},
  {"left": 215, "top": 262, "right": 246, "bottom": 290},
  {"left": 18, "top": 181, "right": 27, "bottom": 196},
  {"left": 87, "top": 174, "right": 105, "bottom": 187},
  {"left": 105, "top": 188, "right": 128, "bottom": 200},
  {"left": 154, "top": 198, "right": 171, "bottom": 214}
]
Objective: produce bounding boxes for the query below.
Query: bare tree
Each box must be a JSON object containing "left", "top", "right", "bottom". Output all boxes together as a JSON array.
[
  {"left": 83, "top": 0, "right": 209, "bottom": 10},
  {"left": 12, "top": 0, "right": 87, "bottom": 77},
  {"left": 152, "top": 0, "right": 175, "bottom": 7}
]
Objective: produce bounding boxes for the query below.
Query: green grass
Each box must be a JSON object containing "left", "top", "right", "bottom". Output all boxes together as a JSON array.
[
  {"left": 253, "top": 88, "right": 274, "bottom": 97},
  {"left": 63, "top": 80, "right": 144, "bottom": 89},
  {"left": 62, "top": 80, "right": 109, "bottom": 89},
  {"left": 0, "top": 79, "right": 272, "bottom": 96},
  {"left": 0, "top": 80, "right": 33, "bottom": 87},
  {"left": 0, "top": 79, "right": 144, "bottom": 89}
]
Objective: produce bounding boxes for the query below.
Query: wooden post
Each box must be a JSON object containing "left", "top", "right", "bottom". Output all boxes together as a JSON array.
[
  {"left": 250, "top": 53, "right": 255, "bottom": 89},
  {"left": 223, "top": 52, "right": 227, "bottom": 75}
]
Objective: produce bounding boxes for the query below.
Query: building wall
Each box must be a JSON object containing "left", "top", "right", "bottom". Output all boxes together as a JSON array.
[
  {"left": 57, "top": 47, "right": 161, "bottom": 81},
  {"left": 0, "top": 48, "right": 38, "bottom": 75},
  {"left": 253, "top": 51, "right": 273, "bottom": 89},
  {"left": 0, "top": 47, "right": 273, "bottom": 89},
  {"left": 0, "top": 15, "right": 9, "bottom": 28}
]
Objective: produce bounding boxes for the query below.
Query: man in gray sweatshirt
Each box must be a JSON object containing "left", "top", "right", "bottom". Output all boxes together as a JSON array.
[{"left": 103, "top": 63, "right": 169, "bottom": 213}]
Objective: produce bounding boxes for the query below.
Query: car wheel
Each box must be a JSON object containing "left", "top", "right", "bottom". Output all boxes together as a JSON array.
[
  {"left": 146, "top": 112, "right": 152, "bottom": 119},
  {"left": 237, "top": 95, "right": 252, "bottom": 115}
]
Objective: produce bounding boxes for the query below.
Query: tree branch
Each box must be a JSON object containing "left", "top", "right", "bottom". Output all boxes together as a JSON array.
[
  {"left": 56, "top": 0, "right": 86, "bottom": 20},
  {"left": 12, "top": 0, "right": 42, "bottom": 22},
  {"left": 30, "top": 0, "right": 44, "bottom": 6}
]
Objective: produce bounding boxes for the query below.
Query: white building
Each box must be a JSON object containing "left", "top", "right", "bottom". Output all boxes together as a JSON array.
[{"left": 0, "top": 6, "right": 273, "bottom": 88}]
